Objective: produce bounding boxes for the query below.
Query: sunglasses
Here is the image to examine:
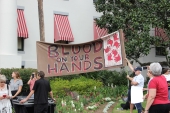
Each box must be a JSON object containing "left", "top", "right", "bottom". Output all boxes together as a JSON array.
[
  {"left": 0, "top": 81, "right": 5, "bottom": 83},
  {"left": 147, "top": 70, "right": 152, "bottom": 74}
]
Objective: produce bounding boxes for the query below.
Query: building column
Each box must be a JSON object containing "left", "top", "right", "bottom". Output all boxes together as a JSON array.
[{"left": 0, "top": 0, "right": 21, "bottom": 68}]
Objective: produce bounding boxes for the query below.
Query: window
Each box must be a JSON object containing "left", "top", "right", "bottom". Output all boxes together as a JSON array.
[
  {"left": 155, "top": 47, "right": 166, "bottom": 56},
  {"left": 17, "top": 9, "right": 28, "bottom": 38},
  {"left": 18, "top": 37, "right": 24, "bottom": 51},
  {"left": 93, "top": 20, "right": 108, "bottom": 40},
  {"left": 155, "top": 28, "right": 168, "bottom": 41},
  {"left": 54, "top": 14, "right": 74, "bottom": 42},
  {"left": 56, "top": 40, "right": 69, "bottom": 44},
  {"left": 17, "top": 9, "right": 28, "bottom": 51}
]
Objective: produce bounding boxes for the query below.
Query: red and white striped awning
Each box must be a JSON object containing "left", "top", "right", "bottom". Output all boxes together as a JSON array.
[
  {"left": 93, "top": 20, "right": 108, "bottom": 40},
  {"left": 155, "top": 28, "right": 168, "bottom": 41},
  {"left": 54, "top": 14, "right": 74, "bottom": 42},
  {"left": 17, "top": 9, "right": 28, "bottom": 38}
]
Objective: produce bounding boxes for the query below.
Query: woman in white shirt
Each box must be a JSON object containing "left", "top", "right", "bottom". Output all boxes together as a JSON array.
[{"left": 0, "top": 75, "right": 12, "bottom": 113}]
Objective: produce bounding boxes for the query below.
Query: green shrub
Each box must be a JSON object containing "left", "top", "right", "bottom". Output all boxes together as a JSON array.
[
  {"left": 0, "top": 68, "right": 128, "bottom": 97},
  {"left": 50, "top": 70, "right": 128, "bottom": 87},
  {"left": 50, "top": 76, "right": 103, "bottom": 97},
  {"left": 112, "top": 85, "right": 128, "bottom": 98},
  {"left": 82, "top": 70, "right": 128, "bottom": 86}
]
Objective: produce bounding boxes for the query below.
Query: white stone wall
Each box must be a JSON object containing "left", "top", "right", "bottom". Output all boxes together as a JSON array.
[
  {"left": 0, "top": 0, "right": 21, "bottom": 68},
  {"left": 16, "top": 0, "right": 103, "bottom": 68}
]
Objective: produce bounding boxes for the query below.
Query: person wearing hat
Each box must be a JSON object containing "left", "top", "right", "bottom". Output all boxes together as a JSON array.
[{"left": 125, "top": 58, "right": 144, "bottom": 113}]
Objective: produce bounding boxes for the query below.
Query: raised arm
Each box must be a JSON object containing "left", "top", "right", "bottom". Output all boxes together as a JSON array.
[
  {"left": 27, "top": 76, "right": 32, "bottom": 85},
  {"left": 125, "top": 58, "right": 134, "bottom": 72}
]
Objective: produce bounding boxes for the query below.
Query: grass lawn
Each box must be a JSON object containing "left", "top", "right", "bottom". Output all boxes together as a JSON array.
[{"left": 112, "top": 100, "right": 147, "bottom": 113}]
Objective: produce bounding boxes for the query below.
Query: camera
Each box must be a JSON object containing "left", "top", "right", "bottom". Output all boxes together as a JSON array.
[
  {"left": 142, "top": 66, "right": 147, "bottom": 70},
  {"left": 32, "top": 74, "right": 34, "bottom": 79}
]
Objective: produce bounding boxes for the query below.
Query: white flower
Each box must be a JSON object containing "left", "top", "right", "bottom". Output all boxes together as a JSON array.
[
  {"left": 61, "top": 100, "right": 66, "bottom": 106},
  {"left": 72, "top": 103, "right": 75, "bottom": 108},
  {"left": 81, "top": 102, "right": 84, "bottom": 108},
  {"left": 61, "top": 99, "right": 64, "bottom": 104},
  {"left": 119, "top": 9, "right": 122, "bottom": 12},
  {"left": 111, "top": 83, "right": 113, "bottom": 88},
  {"left": 77, "top": 95, "right": 79, "bottom": 100},
  {"left": 64, "top": 101, "right": 66, "bottom": 106},
  {"left": 70, "top": 100, "right": 74, "bottom": 104},
  {"left": 104, "top": 97, "right": 111, "bottom": 101},
  {"left": 86, "top": 105, "right": 98, "bottom": 110},
  {"left": 103, "top": 101, "right": 115, "bottom": 113},
  {"left": 94, "top": 86, "right": 96, "bottom": 90},
  {"left": 70, "top": 100, "right": 75, "bottom": 107}
]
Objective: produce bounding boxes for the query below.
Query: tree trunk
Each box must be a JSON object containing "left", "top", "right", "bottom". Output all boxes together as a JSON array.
[{"left": 37, "top": 0, "right": 45, "bottom": 41}]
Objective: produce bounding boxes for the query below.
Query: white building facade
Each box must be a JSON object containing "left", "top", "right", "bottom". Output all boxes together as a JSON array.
[{"left": 0, "top": 0, "right": 167, "bottom": 69}]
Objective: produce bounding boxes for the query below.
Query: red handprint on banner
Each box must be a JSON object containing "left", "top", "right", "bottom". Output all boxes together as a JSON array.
[
  {"left": 107, "top": 53, "right": 113, "bottom": 61},
  {"left": 114, "top": 54, "right": 121, "bottom": 62},
  {"left": 114, "top": 41, "right": 120, "bottom": 48},
  {"left": 104, "top": 46, "right": 111, "bottom": 53},
  {"left": 113, "top": 33, "right": 118, "bottom": 41},
  {"left": 107, "top": 39, "right": 113, "bottom": 46},
  {"left": 112, "top": 49, "right": 118, "bottom": 56}
]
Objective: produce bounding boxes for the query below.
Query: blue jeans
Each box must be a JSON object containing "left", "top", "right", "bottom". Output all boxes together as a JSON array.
[{"left": 135, "top": 103, "right": 142, "bottom": 113}]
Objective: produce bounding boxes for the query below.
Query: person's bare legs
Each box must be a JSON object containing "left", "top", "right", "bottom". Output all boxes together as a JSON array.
[{"left": 130, "top": 103, "right": 134, "bottom": 113}]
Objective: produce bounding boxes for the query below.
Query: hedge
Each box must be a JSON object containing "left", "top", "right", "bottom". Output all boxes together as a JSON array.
[
  {"left": 50, "top": 76, "right": 103, "bottom": 97},
  {"left": 0, "top": 68, "right": 129, "bottom": 96}
]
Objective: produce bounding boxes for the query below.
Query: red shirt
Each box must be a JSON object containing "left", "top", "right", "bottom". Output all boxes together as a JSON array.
[
  {"left": 148, "top": 75, "right": 170, "bottom": 105},
  {"left": 30, "top": 79, "right": 36, "bottom": 91}
]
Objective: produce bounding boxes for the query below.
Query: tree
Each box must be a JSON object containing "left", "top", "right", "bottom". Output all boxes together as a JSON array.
[
  {"left": 38, "top": 0, "right": 45, "bottom": 42},
  {"left": 94, "top": 0, "right": 170, "bottom": 66}
]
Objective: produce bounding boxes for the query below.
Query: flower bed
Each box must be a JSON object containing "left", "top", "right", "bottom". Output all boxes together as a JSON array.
[{"left": 55, "top": 86, "right": 126, "bottom": 113}]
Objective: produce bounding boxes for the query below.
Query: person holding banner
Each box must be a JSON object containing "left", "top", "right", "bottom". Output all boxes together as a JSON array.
[{"left": 125, "top": 58, "right": 144, "bottom": 113}]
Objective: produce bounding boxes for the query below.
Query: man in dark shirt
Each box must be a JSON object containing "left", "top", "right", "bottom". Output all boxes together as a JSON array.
[{"left": 20, "top": 71, "right": 55, "bottom": 113}]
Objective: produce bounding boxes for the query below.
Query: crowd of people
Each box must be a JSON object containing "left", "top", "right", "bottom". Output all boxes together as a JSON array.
[
  {"left": 1, "top": 59, "right": 170, "bottom": 113},
  {"left": 0, "top": 70, "right": 55, "bottom": 113},
  {"left": 120, "top": 58, "right": 170, "bottom": 113}
]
